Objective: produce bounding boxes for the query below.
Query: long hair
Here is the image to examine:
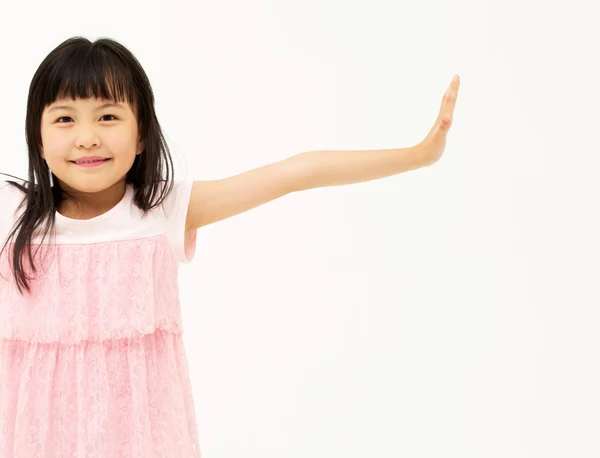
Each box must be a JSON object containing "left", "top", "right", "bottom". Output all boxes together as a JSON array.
[{"left": 0, "top": 36, "right": 175, "bottom": 295}]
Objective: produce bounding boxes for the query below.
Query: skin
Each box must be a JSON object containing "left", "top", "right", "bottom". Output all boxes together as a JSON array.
[{"left": 40, "top": 96, "right": 144, "bottom": 219}]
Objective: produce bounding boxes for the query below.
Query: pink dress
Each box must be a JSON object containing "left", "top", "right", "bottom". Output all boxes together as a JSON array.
[{"left": 0, "top": 179, "right": 202, "bottom": 457}]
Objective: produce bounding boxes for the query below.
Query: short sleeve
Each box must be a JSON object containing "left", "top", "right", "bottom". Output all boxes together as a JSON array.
[{"left": 161, "top": 179, "right": 197, "bottom": 265}]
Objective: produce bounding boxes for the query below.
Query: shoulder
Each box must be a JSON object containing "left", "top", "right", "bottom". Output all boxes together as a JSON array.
[
  {"left": 155, "top": 178, "right": 196, "bottom": 265},
  {"left": 158, "top": 179, "right": 194, "bottom": 217}
]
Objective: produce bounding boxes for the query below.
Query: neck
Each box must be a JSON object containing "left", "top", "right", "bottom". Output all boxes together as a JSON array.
[{"left": 56, "top": 180, "right": 127, "bottom": 220}]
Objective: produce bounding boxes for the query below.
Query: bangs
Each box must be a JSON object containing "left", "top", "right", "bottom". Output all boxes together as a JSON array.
[{"left": 41, "top": 45, "right": 139, "bottom": 113}]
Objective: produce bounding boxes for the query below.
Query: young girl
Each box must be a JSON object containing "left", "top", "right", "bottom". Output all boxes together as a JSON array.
[{"left": 0, "top": 36, "right": 459, "bottom": 457}]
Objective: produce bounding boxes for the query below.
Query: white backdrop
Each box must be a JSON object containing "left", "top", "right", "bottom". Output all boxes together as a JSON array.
[{"left": 1, "top": 0, "right": 599, "bottom": 457}]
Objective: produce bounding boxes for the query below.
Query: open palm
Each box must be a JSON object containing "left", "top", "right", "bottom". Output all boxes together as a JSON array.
[{"left": 421, "top": 74, "right": 460, "bottom": 164}]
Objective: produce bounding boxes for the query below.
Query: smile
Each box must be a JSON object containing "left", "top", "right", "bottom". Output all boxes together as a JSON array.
[{"left": 70, "top": 158, "right": 111, "bottom": 168}]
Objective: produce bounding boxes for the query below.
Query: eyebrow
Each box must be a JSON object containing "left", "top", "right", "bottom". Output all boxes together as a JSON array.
[{"left": 47, "top": 103, "right": 125, "bottom": 113}]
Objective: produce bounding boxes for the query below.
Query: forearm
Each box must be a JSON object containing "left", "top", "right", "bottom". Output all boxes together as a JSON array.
[{"left": 287, "top": 143, "right": 431, "bottom": 192}]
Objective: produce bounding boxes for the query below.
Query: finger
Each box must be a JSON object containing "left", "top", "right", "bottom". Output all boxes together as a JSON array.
[{"left": 439, "top": 75, "right": 460, "bottom": 118}]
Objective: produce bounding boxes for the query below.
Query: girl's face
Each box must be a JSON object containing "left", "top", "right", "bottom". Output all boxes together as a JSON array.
[{"left": 40, "top": 97, "right": 144, "bottom": 194}]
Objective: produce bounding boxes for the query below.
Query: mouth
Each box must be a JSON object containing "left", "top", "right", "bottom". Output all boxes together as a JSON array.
[{"left": 70, "top": 158, "right": 112, "bottom": 168}]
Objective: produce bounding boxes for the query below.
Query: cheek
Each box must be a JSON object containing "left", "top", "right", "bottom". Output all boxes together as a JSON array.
[
  {"left": 108, "top": 137, "right": 131, "bottom": 155},
  {"left": 105, "top": 127, "right": 139, "bottom": 156},
  {"left": 42, "top": 131, "right": 71, "bottom": 160}
]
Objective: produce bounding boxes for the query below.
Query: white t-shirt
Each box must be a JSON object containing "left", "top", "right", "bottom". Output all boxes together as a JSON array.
[{"left": 0, "top": 178, "right": 196, "bottom": 265}]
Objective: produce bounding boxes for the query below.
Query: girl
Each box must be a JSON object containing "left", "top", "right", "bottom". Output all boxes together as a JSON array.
[{"left": 0, "top": 36, "right": 459, "bottom": 457}]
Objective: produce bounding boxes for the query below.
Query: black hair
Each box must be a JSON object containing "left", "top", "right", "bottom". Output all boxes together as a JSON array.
[{"left": 0, "top": 36, "right": 175, "bottom": 294}]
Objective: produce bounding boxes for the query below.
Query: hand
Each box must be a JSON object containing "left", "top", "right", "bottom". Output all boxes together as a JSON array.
[{"left": 420, "top": 74, "right": 460, "bottom": 164}]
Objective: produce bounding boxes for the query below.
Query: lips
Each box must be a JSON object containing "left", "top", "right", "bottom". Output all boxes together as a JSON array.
[{"left": 71, "top": 158, "right": 110, "bottom": 164}]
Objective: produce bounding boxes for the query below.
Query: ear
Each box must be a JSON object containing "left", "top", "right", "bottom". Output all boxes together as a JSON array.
[{"left": 137, "top": 139, "right": 144, "bottom": 155}]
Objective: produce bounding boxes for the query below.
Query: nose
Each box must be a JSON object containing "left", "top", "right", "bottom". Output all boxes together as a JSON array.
[{"left": 75, "top": 127, "right": 101, "bottom": 150}]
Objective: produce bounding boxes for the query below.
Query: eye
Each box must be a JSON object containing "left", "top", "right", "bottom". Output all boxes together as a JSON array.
[{"left": 54, "top": 114, "right": 118, "bottom": 123}]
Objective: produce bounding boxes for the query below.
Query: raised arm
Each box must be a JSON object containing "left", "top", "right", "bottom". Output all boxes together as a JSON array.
[
  {"left": 185, "top": 74, "right": 460, "bottom": 231},
  {"left": 185, "top": 145, "right": 425, "bottom": 231}
]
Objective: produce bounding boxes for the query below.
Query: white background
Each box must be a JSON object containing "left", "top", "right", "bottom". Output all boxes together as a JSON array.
[{"left": 1, "top": 0, "right": 599, "bottom": 457}]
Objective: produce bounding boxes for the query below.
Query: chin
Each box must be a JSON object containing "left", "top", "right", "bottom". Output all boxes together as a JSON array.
[{"left": 56, "top": 176, "right": 121, "bottom": 195}]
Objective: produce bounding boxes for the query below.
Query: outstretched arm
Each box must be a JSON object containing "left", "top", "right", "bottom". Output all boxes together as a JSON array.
[
  {"left": 185, "top": 75, "right": 460, "bottom": 231},
  {"left": 185, "top": 144, "right": 424, "bottom": 230}
]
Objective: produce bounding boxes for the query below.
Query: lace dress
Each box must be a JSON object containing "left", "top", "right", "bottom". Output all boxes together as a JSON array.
[{"left": 0, "top": 180, "right": 201, "bottom": 457}]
